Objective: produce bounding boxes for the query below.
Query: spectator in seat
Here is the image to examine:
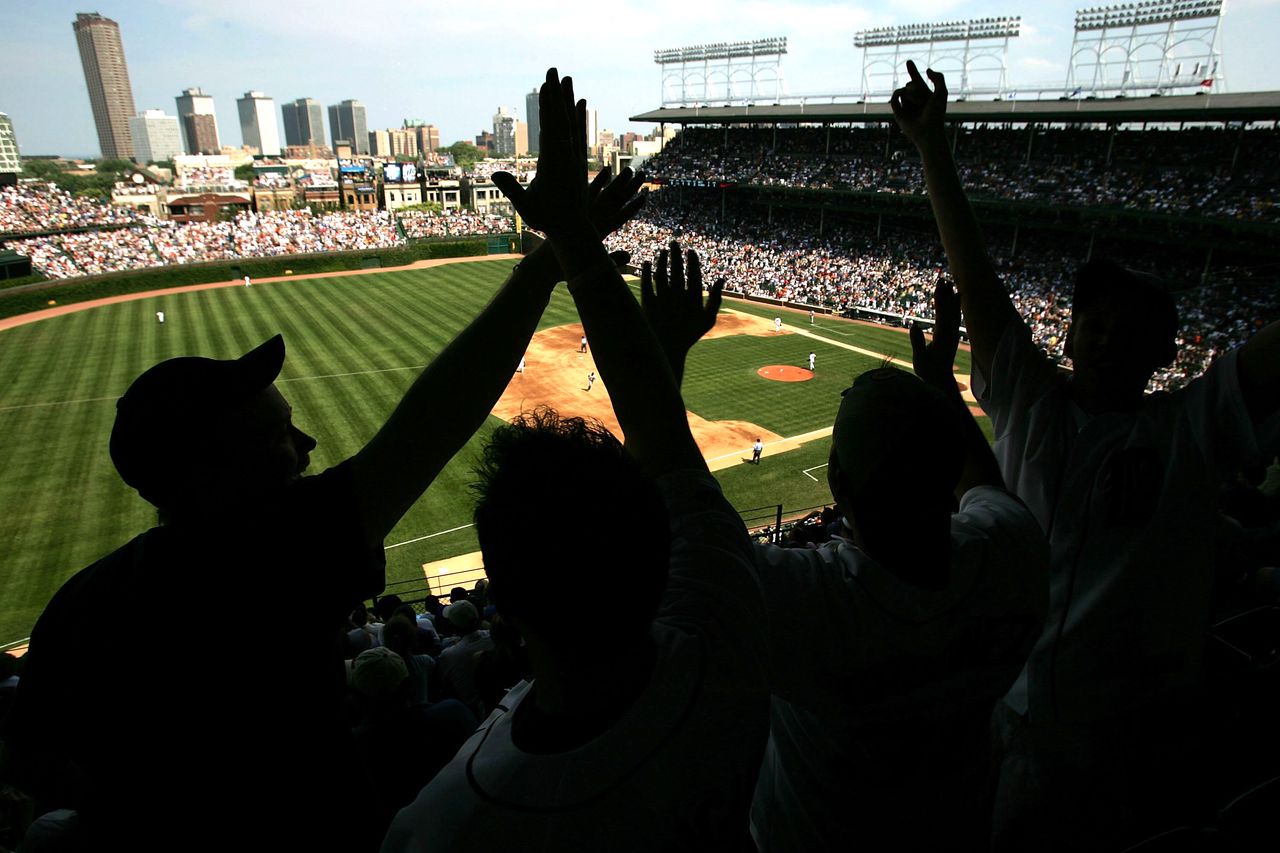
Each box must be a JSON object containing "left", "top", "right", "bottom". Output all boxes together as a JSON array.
[
  {"left": 436, "top": 600, "right": 493, "bottom": 717},
  {"left": 382, "top": 613, "right": 436, "bottom": 707},
  {"left": 892, "top": 60, "right": 1280, "bottom": 849},
  {"left": 349, "top": 647, "right": 477, "bottom": 826},
  {"left": 382, "top": 69, "right": 768, "bottom": 852}
]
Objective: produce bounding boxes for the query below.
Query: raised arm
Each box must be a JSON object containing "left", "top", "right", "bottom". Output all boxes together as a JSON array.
[
  {"left": 349, "top": 151, "right": 645, "bottom": 544},
  {"left": 493, "top": 68, "right": 704, "bottom": 477},
  {"left": 891, "top": 60, "right": 1019, "bottom": 379},
  {"left": 910, "top": 278, "right": 1005, "bottom": 498}
]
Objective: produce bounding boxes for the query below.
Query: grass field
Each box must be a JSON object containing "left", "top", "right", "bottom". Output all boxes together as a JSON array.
[{"left": 0, "top": 259, "right": 984, "bottom": 643}]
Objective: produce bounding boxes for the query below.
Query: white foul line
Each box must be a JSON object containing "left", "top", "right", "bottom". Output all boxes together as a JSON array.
[
  {"left": 384, "top": 522, "right": 475, "bottom": 550},
  {"left": 801, "top": 463, "right": 829, "bottom": 482}
]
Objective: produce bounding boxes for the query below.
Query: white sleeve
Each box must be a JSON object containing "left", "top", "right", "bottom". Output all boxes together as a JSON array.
[
  {"left": 1173, "top": 347, "right": 1280, "bottom": 478},
  {"left": 970, "top": 316, "right": 1063, "bottom": 441},
  {"left": 655, "top": 470, "right": 765, "bottom": 652},
  {"left": 954, "top": 485, "right": 1051, "bottom": 592},
  {"left": 750, "top": 542, "right": 877, "bottom": 716}
]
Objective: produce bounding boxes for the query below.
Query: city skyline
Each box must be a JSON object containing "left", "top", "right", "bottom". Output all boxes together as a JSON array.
[{"left": 3, "top": 1, "right": 1279, "bottom": 157}]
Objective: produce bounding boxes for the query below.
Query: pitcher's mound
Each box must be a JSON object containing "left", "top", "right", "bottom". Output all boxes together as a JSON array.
[{"left": 758, "top": 365, "right": 814, "bottom": 382}]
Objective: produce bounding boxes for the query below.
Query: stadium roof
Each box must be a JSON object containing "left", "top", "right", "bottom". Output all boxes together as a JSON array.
[{"left": 630, "top": 91, "right": 1280, "bottom": 125}]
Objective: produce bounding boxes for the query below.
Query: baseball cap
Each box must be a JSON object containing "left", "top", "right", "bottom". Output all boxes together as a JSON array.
[
  {"left": 109, "top": 335, "right": 286, "bottom": 501},
  {"left": 1073, "top": 258, "right": 1178, "bottom": 342},
  {"left": 351, "top": 647, "right": 408, "bottom": 698},
  {"left": 443, "top": 600, "right": 480, "bottom": 630},
  {"left": 831, "top": 367, "right": 964, "bottom": 501}
]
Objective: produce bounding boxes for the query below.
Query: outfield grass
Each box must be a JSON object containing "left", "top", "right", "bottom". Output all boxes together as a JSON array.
[{"left": 0, "top": 260, "right": 989, "bottom": 642}]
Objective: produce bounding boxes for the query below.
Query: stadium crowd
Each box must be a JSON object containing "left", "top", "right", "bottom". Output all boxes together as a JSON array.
[
  {"left": 0, "top": 184, "right": 147, "bottom": 235},
  {"left": 0, "top": 66, "right": 1277, "bottom": 853},
  {"left": 645, "top": 125, "right": 1280, "bottom": 222},
  {"left": 399, "top": 209, "right": 513, "bottom": 238},
  {"left": 606, "top": 199, "right": 1280, "bottom": 392},
  {"left": 5, "top": 208, "right": 520, "bottom": 278}
]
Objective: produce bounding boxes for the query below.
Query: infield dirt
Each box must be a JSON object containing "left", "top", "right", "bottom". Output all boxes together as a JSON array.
[{"left": 494, "top": 309, "right": 790, "bottom": 465}]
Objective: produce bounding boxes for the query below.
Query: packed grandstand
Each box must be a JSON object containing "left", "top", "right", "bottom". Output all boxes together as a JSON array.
[{"left": 2, "top": 118, "right": 1277, "bottom": 396}]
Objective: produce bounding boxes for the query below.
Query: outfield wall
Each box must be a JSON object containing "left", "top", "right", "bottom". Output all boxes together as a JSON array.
[{"left": 0, "top": 235, "right": 512, "bottom": 320}]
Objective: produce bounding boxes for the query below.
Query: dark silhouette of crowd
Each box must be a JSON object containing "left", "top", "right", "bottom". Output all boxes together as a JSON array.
[{"left": 0, "top": 66, "right": 1277, "bottom": 853}]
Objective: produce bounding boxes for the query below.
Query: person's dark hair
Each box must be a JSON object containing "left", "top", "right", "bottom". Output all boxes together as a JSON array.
[
  {"left": 373, "top": 595, "right": 403, "bottom": 623},
  {"left": 349, "top": 603, "right": 369, "bottom": 628},
  {"left": 449, "top": 587, "right": 469, "bottom": 605},
  {"left": 473, "top": 409, "right": 670, "bottom": 657},
  {"left": 381, "top": 614, "right": 416, "bottom": 658}
]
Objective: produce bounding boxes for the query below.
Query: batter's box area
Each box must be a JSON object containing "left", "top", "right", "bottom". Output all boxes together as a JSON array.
[{"left": 758, "top": 365, "right": 814, "bottom": 382}]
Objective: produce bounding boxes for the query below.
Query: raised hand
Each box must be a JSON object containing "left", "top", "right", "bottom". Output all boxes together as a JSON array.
[
  {"left": 890, "top": 60, "right": 949, "bottom": 151},
  {"left": 641, "top": 241, "right": 724, "bottom": 367},
  {"left": 587, "top": 165, "right": 647, "bottom": 240},
  {"left": 491, "top": 68, "right": 591, "bottom": 240},
  {"left": 910, "top": 276, "right": 961, "bottom": 393}
]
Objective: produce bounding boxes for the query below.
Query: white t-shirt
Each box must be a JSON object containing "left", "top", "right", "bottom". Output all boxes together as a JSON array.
[
  {"left": 437, "top": 630, "right": 493, "bottom": 715},
  {"left": 382, "top": 470, "right": 769, "bottom": 852},
  {"left": 749, "top": 486, "right": 1048, "bottom": 851},
  {"left": 973, "top": 318, "right": 1280, "bottom": 724}
]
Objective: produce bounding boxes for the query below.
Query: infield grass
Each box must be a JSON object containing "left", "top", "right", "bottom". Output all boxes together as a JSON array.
[{"left": 0, "top": 260, "right": 988, "bottom": 642}]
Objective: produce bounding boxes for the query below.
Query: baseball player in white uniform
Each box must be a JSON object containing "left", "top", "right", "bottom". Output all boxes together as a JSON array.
[
  {"left": 585, "top": 371, "right": 595, "bottom": 392},
  {"left": 517, "top": 356, "right": 526, "bottom": 374},
  {"left": 156, "top": 311, "right": 165, "bottom": 324},
  {"left": 774, "top": 317, "right": 782, "bottom": 333},
  {"left": 244, "top": 275, "right": 252, "bottom": 287},
  {"left": 808, "top": 351, "right": 816, "bottom": 371}
]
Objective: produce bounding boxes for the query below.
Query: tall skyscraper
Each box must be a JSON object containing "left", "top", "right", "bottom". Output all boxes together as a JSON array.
[
  {"left": 0, "top": 113, "right": 20, "bottom": 185},
  {"left": 388, "top": 128, "right": 418, "bottom": 158},
  {"left": 492, "top": 107, "right": 516, "bottom": 157},
  {"left": 585, "top": 108, "right": 599, "bottom": 151},
  {"left": 73, "top": 12, "right": 136, "bottom": 160},
  {"left": 368, "top": 129, "right": 391, "bottom": 157},
  {"left": 237, "top": 91, "right": 280, "bottom": 156},
  {"left": 403, "top": 120, "right": 440, "bottom": 155},
  {"left": 515, "top": 121, "right": 528, "bottom": 157},
  {"left": 524, "top": 88, "right": 540, "bottom": 154},
  {"left": 328, "top": 100, "right": 368, "bottom": 155},
  {"left": 128, "top": 110, "right": 183, "bottom": 164},
  {"left": 179, "top": 114, "right": 218, "bottom": 156},
  {"left": 175, "top": 87, "right": 220, "bottom": 154},
  {"left": 282, "top": 98, "right": 325, "bottom": 148}
]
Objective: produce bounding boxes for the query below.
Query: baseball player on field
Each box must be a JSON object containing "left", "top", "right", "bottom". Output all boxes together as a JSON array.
[{"left": 808, "top": 351, "right": 816, "bottom": 371}]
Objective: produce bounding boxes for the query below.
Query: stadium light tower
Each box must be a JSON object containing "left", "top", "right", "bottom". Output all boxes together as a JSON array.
[
  {"left": 1064, "top": 1, "right": 1227, "bottom": 97},
  {"left": 653, "top": 37, "right": 788, "bottom": 107},
  {"left": 853, "top": 17, "right": 1021, "bottom": 99}
]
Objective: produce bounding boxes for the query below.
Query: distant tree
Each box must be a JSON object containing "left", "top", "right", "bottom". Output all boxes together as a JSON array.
[
  {"left": 95, "top": 158, "right": 134, "bottom": 177},
  {"left": 21, "top": 160, "right": 65, "bottom": 181},
  {"left": 441, "top": 141, "right": 483, "bottom": 170},
  {"left": 398, "top": 201, "right": 443, "bottom": 214},
  {"left": 234, "top": 163, "right": 256, "bottom": 182}
]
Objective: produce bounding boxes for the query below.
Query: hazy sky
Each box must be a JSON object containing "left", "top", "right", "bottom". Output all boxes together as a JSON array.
[{"left": 3, "top": 0, "right": 1278, "bottom": 158}]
